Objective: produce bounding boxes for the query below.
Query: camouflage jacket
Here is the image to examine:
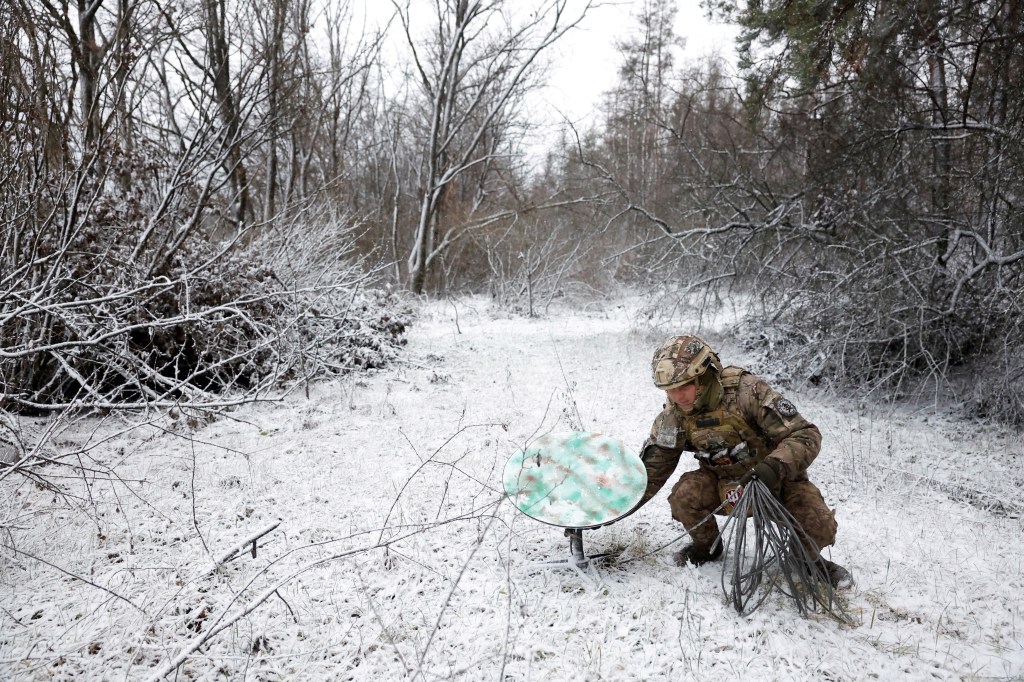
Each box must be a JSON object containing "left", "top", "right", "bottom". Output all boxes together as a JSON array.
[{"left": 639, "top": 366, "right": 821, "bottom": 504}]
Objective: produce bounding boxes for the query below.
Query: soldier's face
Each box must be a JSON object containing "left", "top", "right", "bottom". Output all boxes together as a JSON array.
[{"left": 666, "top": 383, "right": 698, "bottom": 412}]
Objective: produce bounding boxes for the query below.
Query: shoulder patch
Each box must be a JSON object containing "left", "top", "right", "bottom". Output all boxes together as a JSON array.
[
  {"left": 654, "top": 425, "right": 678, "bottom": 448},
  {"left": 773, "top": 397, "right": 798, "bottom": 418},
  {"left": 652, "top": 408, "right": 681, "bottom": 448}
]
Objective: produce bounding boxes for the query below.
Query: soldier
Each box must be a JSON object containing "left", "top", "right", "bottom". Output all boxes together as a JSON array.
[{"left": 639, "top": 334, "right": 853, "bottom": 588}]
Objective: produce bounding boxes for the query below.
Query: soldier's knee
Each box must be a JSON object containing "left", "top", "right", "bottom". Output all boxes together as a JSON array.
[
  {"left": 784, "top": 481, "right": 837, "bottom": 549},
  {"left": 668, "top": 471, "right": 718, "bottom": 518},
  {"left": 804, "top": 504, "right": 838, "bottom": 549}
]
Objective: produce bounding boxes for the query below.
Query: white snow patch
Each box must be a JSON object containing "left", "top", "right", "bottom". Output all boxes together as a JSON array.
[{"left": 1, "top": 295, "right": 1022, "bottom": 680}]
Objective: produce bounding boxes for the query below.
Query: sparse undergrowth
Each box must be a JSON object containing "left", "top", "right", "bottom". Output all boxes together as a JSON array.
[{"left": 1, "top": 297, "right": 1022, "bottom": 681}]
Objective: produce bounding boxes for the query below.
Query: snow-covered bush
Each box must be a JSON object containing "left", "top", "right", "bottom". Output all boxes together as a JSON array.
[{"left": 0, "top": 156, "right": 410, "bottom": 413}]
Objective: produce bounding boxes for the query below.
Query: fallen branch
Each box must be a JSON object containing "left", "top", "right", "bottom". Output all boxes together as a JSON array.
[{"left": 205, "top": 520, "right": 282, "bottom": 576}]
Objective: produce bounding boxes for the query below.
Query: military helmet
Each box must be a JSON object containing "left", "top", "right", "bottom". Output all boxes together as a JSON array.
[{"left": 651, "top": 335, "right": 722, "bottom": 390}]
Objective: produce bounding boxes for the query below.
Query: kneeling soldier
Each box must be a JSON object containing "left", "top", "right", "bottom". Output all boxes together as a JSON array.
[{"left": 638, "top": 335, "right": 852, "bottom": 588}]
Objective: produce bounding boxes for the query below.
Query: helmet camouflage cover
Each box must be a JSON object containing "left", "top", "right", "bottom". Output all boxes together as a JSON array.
[{"left": 651, "top": 335, "right": 722, "bottom": 390}]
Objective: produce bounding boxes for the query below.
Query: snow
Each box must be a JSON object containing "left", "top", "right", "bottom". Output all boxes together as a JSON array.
[{"left": 2, "top": 294, "right": 1023, "bottom": 681}]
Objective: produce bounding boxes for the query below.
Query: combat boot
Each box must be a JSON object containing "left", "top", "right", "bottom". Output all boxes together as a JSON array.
[
  {"left": 817, "top": 559, "right": 854, "bottom": 589},
  {"left": 674, "top": 541, "right": 723, "bottom": 567}
]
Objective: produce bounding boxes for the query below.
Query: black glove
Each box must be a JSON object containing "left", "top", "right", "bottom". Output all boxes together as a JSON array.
[{"left": 739, "top": 458, "right": 783, "bottom": 495}]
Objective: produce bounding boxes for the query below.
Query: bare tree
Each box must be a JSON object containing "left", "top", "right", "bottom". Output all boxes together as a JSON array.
[{"left": 393, "top": 0, "right": 593, "bottom": 294}]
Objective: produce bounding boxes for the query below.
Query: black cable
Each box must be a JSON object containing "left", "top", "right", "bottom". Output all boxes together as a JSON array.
[{"left": 718, "top": 479, "right": 853, "bottom": 623}]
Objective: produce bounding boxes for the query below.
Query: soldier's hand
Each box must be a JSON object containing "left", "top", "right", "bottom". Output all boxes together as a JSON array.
[{"left": 740, "top": 458, "right": 783, "bottom": 495}]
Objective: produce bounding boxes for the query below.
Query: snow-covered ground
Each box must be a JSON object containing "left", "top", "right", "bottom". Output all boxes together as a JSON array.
[{"left": 2, "top": 295, "right": 1023, "bottom": 681}]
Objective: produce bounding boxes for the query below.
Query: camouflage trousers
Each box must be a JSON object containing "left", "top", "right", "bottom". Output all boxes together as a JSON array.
[{"left": 668, "top": 467, "right": 838, "bottom": 556}]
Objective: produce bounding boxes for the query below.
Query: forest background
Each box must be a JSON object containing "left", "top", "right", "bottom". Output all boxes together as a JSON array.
[{"left": 3, "top": 0, "right": 1023, "bottom": 424}]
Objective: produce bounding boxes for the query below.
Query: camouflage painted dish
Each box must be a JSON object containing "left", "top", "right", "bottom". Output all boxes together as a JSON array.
[{"left": 503, "top": 431, "right": 647, "bottom": 529}]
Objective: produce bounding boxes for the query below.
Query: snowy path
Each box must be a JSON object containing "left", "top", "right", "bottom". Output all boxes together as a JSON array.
[{"left": 1, "top": 296, "right": 1022, "bottom": 680}]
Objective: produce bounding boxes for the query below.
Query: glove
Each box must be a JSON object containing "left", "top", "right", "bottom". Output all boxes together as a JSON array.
[{"left": 739, "top": 457, "right": 783, "bottom": 495}]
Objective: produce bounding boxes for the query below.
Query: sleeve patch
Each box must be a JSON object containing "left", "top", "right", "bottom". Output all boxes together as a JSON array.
[
  {"left": 651, "top": 407, "right": 683, "bottom": 449},
  {"left": 654, "top": 424, "right": 679, "bottom": 448},
  {"left": 773, "top": 397, "right": 798, "bottom": 418}
]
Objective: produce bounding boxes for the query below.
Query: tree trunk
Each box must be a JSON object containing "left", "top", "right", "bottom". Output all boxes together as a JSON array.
[
  {"left": 918, "top": 0, "right": 951, "bottom": 266},
  {"left": 263, "top": 0, "right": 287, "bottom": 223},
  {"left": 205, "top": 0, "right": 249, "bottom": 228}
]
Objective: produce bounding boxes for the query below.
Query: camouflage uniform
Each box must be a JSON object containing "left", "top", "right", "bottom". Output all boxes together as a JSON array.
[{"left": 641, "top": 343, "right": 838, "bottom": 558}]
